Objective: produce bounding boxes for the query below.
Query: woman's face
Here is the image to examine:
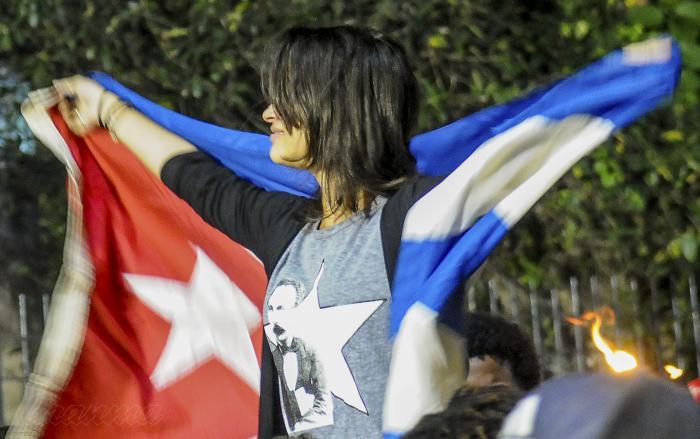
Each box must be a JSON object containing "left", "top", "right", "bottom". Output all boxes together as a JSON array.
[{"left": 262, "top": 104, "right": 309, "bottom": 169}]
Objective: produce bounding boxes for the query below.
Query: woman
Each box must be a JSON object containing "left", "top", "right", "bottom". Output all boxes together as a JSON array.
[{"left": 55, "top": 26, "right": 444, "bottom": 438}]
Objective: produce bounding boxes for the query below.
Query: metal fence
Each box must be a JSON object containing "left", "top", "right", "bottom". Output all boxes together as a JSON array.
[
  {"left": 0, "top": 293, "right": 49, "bottom": 426},
  {"left": 1, "top": 273, "right": 699, "bottom": 425},
  {"left": 468, "top": 274, "right": 700, "bottom": 380}
]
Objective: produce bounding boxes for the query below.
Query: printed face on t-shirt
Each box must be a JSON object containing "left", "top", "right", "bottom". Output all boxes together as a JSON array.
[
  {"left": 268, "top": 283, "right": 300, "bottom": 346},
  {"left": 263, "top": 260, "right": 387, "bottom": 435}
]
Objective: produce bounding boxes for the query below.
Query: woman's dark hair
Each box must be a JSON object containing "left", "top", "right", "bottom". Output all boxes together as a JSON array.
[{"left": 260, "top": 26, "right": 419, "bottom": 219}]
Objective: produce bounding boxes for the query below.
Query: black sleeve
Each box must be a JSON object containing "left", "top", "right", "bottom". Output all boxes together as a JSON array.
[
  {"left": 163, "top": 151, "right": 300, "bottom": 438},
  {"left": 161, "top": 151, "right": 305, "bottom": 275},
  {"left": 381, "top": 175, "right": 444, "bottom": 285}
]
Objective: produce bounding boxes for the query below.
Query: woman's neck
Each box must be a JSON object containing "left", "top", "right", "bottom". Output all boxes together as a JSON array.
[
  {"left": 315, "top": 169, "right": 369, "bottom": 229},
  {"left": 318, "top": 206, "right": 355, "bottom": 229}
]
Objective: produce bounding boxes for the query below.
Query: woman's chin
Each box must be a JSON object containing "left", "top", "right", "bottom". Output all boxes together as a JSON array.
[
  {"left": 270, "top": 150, "right": 307, "bottom": 169},
  {"left": 270, "top": 154, "right": 295, "bottom": 169},
  {"left": 268, "top": 145, "right": 284, "bottom": 164}
]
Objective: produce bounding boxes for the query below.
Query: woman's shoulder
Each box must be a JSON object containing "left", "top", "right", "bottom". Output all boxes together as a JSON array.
[
  {"left": 381, "top": 173, "right": 444, "bottom": 234},
  {"left": 387, "top": 174, "right": 444, "bottom": 208}
]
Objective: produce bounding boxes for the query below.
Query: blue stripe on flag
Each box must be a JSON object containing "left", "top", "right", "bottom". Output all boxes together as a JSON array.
[
  {"left": 391, "top": 211, "right": 508, "bottom": 336},
  {"left": 90, "top": 72, "right": 317, "bottom": 197},
  {"left": 410, "top": 38, "right": 680, "bottom": 176}
]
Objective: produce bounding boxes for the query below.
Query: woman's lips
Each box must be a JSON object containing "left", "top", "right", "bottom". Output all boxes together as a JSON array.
[{"left": 270, "top": 127, "right": 284, "bottom": 141}]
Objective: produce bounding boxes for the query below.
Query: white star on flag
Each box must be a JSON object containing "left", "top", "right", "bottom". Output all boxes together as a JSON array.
[
  {"left": 124, "top": 246, "right": 261, "bottom": 391},
  {"left": 265, "top": 262, "right": 384, "bottom": 413}
]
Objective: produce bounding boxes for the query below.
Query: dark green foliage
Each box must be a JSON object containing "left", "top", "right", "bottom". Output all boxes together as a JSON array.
[
  {"left": 0, "top": 69, "right": 65, "bottom": 297},
  {"left": 0, "top": 0, "right": 698, "bottom": 294}
]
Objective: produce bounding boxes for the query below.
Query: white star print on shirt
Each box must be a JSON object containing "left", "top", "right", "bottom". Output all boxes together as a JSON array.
[
  {"left": 265, "top": 262, "right": 384, "bottom": 414},
  {"left": 124, "top": 246, "right": 261, "bottom": 391}
]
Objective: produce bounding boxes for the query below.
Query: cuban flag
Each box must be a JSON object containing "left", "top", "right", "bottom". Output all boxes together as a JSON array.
[{"left": 15, "top": 37, "right": 679, "bottom": 438}]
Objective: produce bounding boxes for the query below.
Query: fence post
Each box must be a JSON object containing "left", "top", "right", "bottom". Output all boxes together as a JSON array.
[
  {"left": 650, "top": 282, "right": 663, "bottom": 372},
  {"left": 570, "top": 277, "right": 586, "bottom": 372},
  {"left": 688, "top": 274, "right": 700, "bottom": 377},
  {"left": 529, "top": 283, "right": 544, "bottom": 378},
  {"left": 509, "top": 283, "right": 521, "bottom": 327},
  {"left": 0, "top": 323, "right": 4, "bottom": 426},
  {"left": 488, "top": 280, "right": 499, "bottom": 314},
  {"left": 18, "top": 294, "right": 30, "bottom": 383},
  {"left": 550, "top": 288, "right": 565, "bottom": 376},
  {"left": 590, "top": 276, "right": 601, "bottom": 310},
  {"left": 630, "top": 279, "right": 645, "bottom": 367},
  {"left": 42, "top": 293, "right": 50, "bottom": 325},
  {"left": 610, "top": 275, "right": 622, "bottom": 344},
  {"left": 467, "top": 285, "right": 476, "bottom": 312},
  {"left": 671, "top": 291, "right": 686, "bottom": 371}
]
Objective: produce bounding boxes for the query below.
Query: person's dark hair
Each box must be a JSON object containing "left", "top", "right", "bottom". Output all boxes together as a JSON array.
[
  {"left": 404, "top": 384, "right": 523, "bottom": 439},
  {"left": 260, "top": 25, "right": 419, "bottom": 219},
  {"left": 466, "top": 312, "right": 541, "bottom": 390}
]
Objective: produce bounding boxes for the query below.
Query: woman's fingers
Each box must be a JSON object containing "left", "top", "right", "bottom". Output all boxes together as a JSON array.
[
  {"left": 57, "top": 97, "right": 88, "bottom": 136},
  {"left": 52, "top": 77, "right": 76, "bottom": 98},
  {"left": 53, "top": 76, "right": 90, "bottom": 104},
  {"left": 52, "top": 75, "right": 103, "bottom": 135}
]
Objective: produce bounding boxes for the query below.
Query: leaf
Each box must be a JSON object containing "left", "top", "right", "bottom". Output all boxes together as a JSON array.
[
  {"left": 628, "top": 5, "right": 664, "bottom": 27},
  {"left": 466, "top": 24, "right": 484, "bottom": 40},
  {"left": 623, "top": 188, "right": 646, "bottom": 212},
  {"left": 428, "top": 34, "right": 447, "bottom": 49},
  {"left": 680, "top": 42, "right": 700, "bottom": 70},
  {"left": 657, "top": 165, "right": 673, "bottom": 181},
  {"left": 681, "top": 69, "right": 700, "bottom": 91},
  {"left": 668, "top": 238, "right": 682, "bottom": 258},
  {"left": 224, "top": 1, "right": 251, "bottom": 32},
  {"left": 669, "top": 19, "right": 700, "bottom": 42},
  {"left": 162, "top": 27, "right": 189, "bottom": 39},
  {"left": 661, "top": 130, "right": 684, "bottom": 142},
  {"left": 681, "top": 231, "right": 698, "bottom": 261},
  {"left": 560, "top": 22, "right": 571, "bottom": 38},
  {"left": 574, "top": 20, "right": 590, "bottom": 40},
  {"left": 675, "top": 1, "right": 700, "bottom": 24},
  {"left": 593, "top": 160, "right": 607, "bottom": 175}
]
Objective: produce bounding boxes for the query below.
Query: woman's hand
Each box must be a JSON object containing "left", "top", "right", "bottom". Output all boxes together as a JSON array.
[
  {"left": 53, "top": 75, "right": 109, "bottom": 136},
  {"left": 53, "top": 74, "right": 196, "bottom": 175}
]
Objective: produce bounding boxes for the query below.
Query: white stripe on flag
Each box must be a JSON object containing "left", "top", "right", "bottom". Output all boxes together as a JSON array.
[
  {"left": 402, "top": 115, "right": 614, "bottom": 241},
  {"left": 494, "top": 115, "right": 614, "bottom": 227},
  {"left": 382, "top": 302, "right": 467, "bottom": 435}
]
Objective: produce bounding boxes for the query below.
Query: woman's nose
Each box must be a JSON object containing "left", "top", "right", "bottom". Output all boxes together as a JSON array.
[{"left": 262, "top": 104, "right": 276, "bottom": 123}]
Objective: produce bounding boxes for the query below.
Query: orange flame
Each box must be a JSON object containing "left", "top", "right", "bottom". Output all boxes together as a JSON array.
[
  {"left": 567, "top": 307, "right": 638, "bottom": 373},
  {"left": 664, "top": 364, "right": 683, "bottom": 380}
]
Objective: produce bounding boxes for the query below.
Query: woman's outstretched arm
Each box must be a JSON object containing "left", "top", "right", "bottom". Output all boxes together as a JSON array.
[
  {"left": 53, "top": 74, "right": 306, "bottom": 272},
  {"left": 53, "top": 75, "right": 195, "bottom": 175}
]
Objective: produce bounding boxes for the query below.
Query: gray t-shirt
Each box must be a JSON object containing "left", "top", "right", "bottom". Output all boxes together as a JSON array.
[
  {"left": 263, "top": 199, "right": 391, "bottom": 437},
  {"left": 161, "top": 152, "right": 442, "bottom": 438}
]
